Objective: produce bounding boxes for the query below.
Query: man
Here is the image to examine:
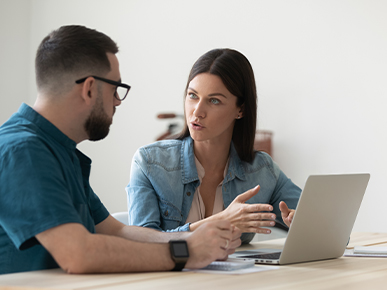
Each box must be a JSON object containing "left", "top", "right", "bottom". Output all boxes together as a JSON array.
[{"left": 0, "top": 25, "right": 241, "bottom": 275}]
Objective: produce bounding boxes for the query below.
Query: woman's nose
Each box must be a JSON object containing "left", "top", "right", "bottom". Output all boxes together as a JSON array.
[{"left": 193, "top": 100, "right": 206, "bottom": 118}]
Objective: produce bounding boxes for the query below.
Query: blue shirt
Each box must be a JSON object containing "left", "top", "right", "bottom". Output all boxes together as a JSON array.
[
  {"left": 0, "top": 104, "right": 109, "bottom": 274},
  {"left": 126, "top": 137, "right": 301, "bottom": 243}
]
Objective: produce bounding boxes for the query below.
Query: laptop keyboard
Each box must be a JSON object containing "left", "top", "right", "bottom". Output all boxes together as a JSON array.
[{"left": 240, "top": 252, "right": 281, "bottom": 260}]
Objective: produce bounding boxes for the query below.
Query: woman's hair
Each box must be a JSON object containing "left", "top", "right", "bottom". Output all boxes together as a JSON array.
[{"left": 177, "top": 48, "right": 257, "bottom": 162}]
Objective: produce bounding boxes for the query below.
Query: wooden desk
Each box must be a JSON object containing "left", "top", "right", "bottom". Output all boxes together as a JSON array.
[{"left": 1, "top": 232, "right": 387, "bottom": 290}]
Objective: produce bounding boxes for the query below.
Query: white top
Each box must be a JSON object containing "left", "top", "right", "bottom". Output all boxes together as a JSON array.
[{"left": 186, "top": 156, "right": 228, "bottom": 223}]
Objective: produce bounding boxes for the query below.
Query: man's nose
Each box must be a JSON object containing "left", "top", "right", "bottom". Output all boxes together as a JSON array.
[{"left": 114, "top": 98, "right": 122, "bottom": 107}]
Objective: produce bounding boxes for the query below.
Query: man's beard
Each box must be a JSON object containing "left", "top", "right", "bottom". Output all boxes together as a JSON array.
[{"left": 84, "top": 93, "right": 113, "bottom": 141}]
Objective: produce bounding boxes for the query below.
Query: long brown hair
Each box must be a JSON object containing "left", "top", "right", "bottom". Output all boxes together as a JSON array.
[{"left": 177, "top": 49, "right": 257, "bottom": 162}]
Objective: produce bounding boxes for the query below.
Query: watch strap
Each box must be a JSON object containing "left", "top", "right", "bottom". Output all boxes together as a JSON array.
[
  {"left": 169, "top": 240, "right": 189, "bottom": 271},
  {"left": 171, "top": 261, "right": 186, "bottom": 271}
]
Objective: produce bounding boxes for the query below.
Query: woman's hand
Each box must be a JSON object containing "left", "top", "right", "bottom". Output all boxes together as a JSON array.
[
  {"left": 279, "top": 201, "right": 295, "bottom": 227},
  {"left": 219, "top": 185, "right": 276, "bottom": 234}
]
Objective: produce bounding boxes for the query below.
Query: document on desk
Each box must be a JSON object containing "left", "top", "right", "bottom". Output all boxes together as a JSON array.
[
  {"left": 184, "top": 259, "right": 279, "bottom": 275},
  {"left": 344, "top": 246, "right": 387, "bottom": 257}
]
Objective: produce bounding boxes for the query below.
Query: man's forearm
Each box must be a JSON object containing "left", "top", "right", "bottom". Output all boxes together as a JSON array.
[
  {"left": 117, "top": 225, "right": 190, "bottom": 243},
  {"left": 96, "top": 215, "right": 190, "bottom": 243},
  {"left": 77, "top": 232, "right": 176, "bottom": 273},
  {"left": 37, "top": 219, "right": 239, "bottom": 273},
  {"left": 37, "top": 223, "right": 176, "bottom": 274}
]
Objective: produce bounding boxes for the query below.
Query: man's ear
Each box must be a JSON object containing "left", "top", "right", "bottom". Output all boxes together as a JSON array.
[{"left": 80, "top": 77, "right": 97, "bottom": 106}]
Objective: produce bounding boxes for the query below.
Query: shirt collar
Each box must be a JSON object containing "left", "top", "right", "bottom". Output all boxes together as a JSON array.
[
  {"left": 194, "top": 155, "right": 230, "bottom": 185},
  {"left": 180, "top": 136, "right": 246, "bottom": 184},
  {"left": 18, "top": 103, "right": 77, "bottom": 150}
]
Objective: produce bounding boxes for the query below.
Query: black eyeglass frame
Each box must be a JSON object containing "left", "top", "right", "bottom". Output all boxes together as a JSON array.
[{"left": 75, "top": 75, "right": 131, "bottom": 101}]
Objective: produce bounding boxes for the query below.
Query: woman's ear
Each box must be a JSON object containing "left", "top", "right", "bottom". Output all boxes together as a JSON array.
[{"left": 236, "top": 104, "right": 244, "bottom": 119}]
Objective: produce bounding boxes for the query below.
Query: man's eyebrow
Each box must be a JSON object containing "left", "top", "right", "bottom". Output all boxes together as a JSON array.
[{"left": 187, "top": 87, "right": 228, "bottom": 98}]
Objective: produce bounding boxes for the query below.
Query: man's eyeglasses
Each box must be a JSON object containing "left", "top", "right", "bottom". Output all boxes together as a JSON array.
[{"left": 75, "top": 76, "right": 131, "bottom": 101}]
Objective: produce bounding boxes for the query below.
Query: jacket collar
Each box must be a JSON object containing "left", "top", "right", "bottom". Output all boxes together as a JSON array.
[
  {"left": 180, "top": 137, "right": 246, "bottom": 184},
  {"left": 225, "top": 142, "right": 246, "bottom": 182},
  {"left": 181, "top": 137, "right": 199, "bottom": 184}
]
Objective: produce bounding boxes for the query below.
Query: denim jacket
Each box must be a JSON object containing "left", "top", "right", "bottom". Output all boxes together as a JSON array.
[{"left": 126, "top": 137, "right": 301, "bottom": 243}]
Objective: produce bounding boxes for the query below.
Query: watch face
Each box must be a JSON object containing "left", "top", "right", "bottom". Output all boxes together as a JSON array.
[{"left": 171, "top": 242, "right": 189, "bottom": 258}]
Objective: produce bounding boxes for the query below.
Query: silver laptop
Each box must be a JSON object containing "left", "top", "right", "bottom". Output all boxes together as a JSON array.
[{"left": 230, "top": 173, "right": 370, "bottom": 265}]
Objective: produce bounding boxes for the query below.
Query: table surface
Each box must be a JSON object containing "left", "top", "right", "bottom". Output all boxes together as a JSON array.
[{"left": 1, "top": 232, "right": 387, "bottom": 290}]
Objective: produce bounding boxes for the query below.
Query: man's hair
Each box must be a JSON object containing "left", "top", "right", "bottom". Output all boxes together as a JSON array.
[
  {"left": 35, "top": 25, "right": 118, "bottom": 95},
  {"left": 177, "top": 48, "right": 258, "bottom": 163}
]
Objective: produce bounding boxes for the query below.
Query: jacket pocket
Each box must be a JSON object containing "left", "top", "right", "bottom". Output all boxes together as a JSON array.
[{"left": 159, "top": 200, "right": 182, "bottom": 230}]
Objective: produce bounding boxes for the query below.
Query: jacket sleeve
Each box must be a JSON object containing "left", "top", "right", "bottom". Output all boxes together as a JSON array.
[
  {"left": 241, "top": 233, "right": 255, "bottom": 244},
  {"left": 269, "top": 161, "right": 301, "bottom": 224},
  {"left": 126, "top": 148, "right": 189, "bottom": 232}
]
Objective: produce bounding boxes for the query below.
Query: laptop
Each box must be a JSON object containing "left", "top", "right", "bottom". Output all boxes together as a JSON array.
[{"left": 230, "top": 173, "right": 370, "bottom": 265}]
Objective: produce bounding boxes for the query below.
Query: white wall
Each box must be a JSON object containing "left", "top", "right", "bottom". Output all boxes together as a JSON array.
[
  {"left": 1, "top": 0, "right": 386, "bottom": 232},
  {"left": 0, "top": 0, "right": 31, "bottom": 124}
]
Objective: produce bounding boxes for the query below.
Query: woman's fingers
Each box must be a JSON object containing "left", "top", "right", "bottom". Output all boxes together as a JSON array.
[
  {"left": 243, "top": 203, "right": 273, "bottom": 213},
  {"left": 233, "top": 220, "right": 277, "bottom": 233},
  {"left": 244, "top": 220, "right": 276, "bottom": 228},
  {"left": 279, "top": 201, "right": 295, "bottom": 227},
  {"left": 229, "top": 205, "right": 276, "bottom": 232},
  {"left": 233, "top": 226, "right": 272, "bottom": 234},
  {"left": 234, "top": 185, "right": 260, "bottom": 203},
  {"left": 240, "top": 209, "right": 276, "bottom": 220}
]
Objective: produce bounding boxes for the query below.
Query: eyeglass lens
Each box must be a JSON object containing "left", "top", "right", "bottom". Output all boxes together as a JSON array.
[{"left": 116, "top": 86, "right": 129, "bottom": 101}]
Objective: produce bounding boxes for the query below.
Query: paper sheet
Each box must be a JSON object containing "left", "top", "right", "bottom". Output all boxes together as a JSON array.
[
  {"left": 344, "top": 247, "right": 387, "bottom": 257},
  {"left": 184, "top": 265, "right": 279, "bottom": 275}
]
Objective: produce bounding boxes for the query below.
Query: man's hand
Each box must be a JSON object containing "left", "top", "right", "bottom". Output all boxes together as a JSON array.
[
  {"left": 184, "top": 221, "right": 241, "bottom": 269},
  {"left": 279, "top": 201, "right": 295, "bottom": 227}
]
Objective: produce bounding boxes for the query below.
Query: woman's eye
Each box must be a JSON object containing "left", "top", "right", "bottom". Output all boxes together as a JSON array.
[
  {"left": 188, "top": 93, "right": 197, "bottom": 99},
  {"left": 210, "top": 98, "right": 220, "bottom": 105}
]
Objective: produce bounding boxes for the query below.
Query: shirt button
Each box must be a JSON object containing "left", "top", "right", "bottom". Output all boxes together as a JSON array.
[
  {"left": 164, "top": 210, "right": 169, "bottom": 216},
  {"left": 186, "top": 192, "right": 191, "bottom": 196}
]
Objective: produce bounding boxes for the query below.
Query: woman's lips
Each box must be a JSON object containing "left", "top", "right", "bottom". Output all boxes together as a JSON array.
[{"left": 190, "top": 121, "right": 205, "bottom": 130}]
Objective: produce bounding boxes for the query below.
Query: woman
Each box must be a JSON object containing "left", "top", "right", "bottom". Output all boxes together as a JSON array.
[{"left": 126, "top": 48, "right": 301, "bottom": 243}]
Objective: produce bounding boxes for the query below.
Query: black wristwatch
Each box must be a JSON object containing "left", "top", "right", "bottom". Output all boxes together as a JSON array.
[{"left": 169, "top": 240, "right": 189, "bottom": 271}]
